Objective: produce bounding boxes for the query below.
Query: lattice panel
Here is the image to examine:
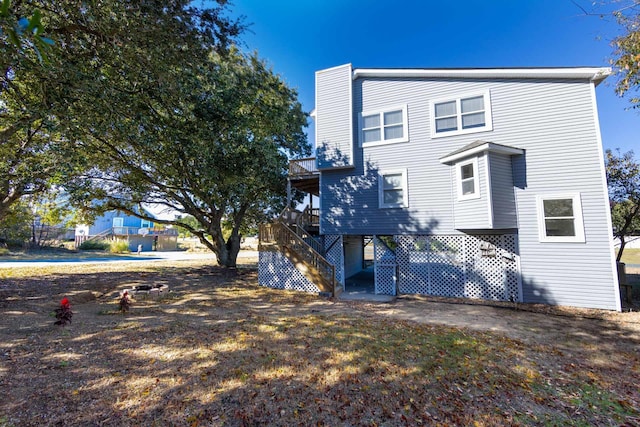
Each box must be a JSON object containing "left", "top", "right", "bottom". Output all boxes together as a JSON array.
[
  {"left": 465, "top": 235, "right": 504, "bottom": 300},
  {"left": 393, "top": 234, "right": 520, "bottom": 302},
  {"left": 258, "top": 251, "right": 320, "bottom": 294},
  {"left": 324, "top": 235, "right": 344, "bottom": 290},
  {"left": 396, "top": 235, "right": 465, "bottom": 296},
  {"left": 502, "top": 234, "right": 520, "bottom": 301},
  {"left": 374, "top": 236, "right": 397, "bottom": 295}
]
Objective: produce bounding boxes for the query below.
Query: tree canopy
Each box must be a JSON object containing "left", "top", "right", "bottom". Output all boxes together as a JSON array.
[
  {"left": 608, "top": 1, "right": 640, "bottom": 105},
  {"left": 606, "top": 149, "right": 640, "bottom": 261},
  {"left": 67, "top": 48, "right": 309, "bottom": 266},
  {"left": 1, "top": 1, "right": 310, "bottom": 265}
]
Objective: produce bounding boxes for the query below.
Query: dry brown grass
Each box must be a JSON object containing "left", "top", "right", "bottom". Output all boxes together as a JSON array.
[{"left": 0, "top": 259, "right": 638, "bottom": 426}]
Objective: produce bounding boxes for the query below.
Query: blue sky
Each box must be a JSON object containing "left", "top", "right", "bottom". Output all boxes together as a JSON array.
[{"left": 228, "top": 0, "right": 639, "bottom": 154}]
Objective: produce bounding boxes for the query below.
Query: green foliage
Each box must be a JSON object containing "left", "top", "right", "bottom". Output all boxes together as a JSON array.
[
  {"left": 78, "top": 240, "right": 109, "bottom": 251},
  {"left": 2, "top": 0, "right": 305, "bottom": 268},
  {"left": 0, "top": 247, "right": 10, "bottom": 256},
  {"left": 176, "top": 215, "right": 201, "bottom": 238},
  {"left": 0, "top": 0, "right": 54, "bottom": 63},
  {"left": 1, "top": 0, "right": 242, "bottom": 230},
  {"left": 0, "top": 0, "right": 76, "bottom": 224},
  {"left": 0, "top": 201, "right": 31, "bottom": 248},
  {"left": 67, "top": 46, "right": 309, "bottom": 267},
  {"left": 109, "top": 240, "right": 130, "bottom": 254},
  {"left": 606, "top": 149, "right": 640, "bottom": 261},
  {"left": 378, "top": 236, "right": 397, "bottom": 251},
  {"left": 611, "top": 4, "right": 640, "bottom": 105}
]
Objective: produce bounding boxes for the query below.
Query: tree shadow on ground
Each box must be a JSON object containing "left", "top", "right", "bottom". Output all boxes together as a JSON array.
[{"left": 0, "top": 264, "right": 639, "bottom": 425}]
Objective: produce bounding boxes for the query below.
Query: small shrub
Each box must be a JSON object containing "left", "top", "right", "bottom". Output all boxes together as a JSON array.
[
  {"left": 79, "top": 240, "right": 110, "bottom": 251},
  {"left": 110, "top": 240, "right": 130, "bottom": 254},
  {"left": 0, "top": 247, "right": 10, "bottom": 256},
  {"left": 54, "top": 297, "right": 73, "bottom": 326},
  {"left": 119, "top": 291, "right": 132, "bottom": 313}
]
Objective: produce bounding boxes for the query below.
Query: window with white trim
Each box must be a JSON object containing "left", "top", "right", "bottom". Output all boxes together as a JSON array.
[
  {"left": 361, "top": 105, "right": 408, "bottom": 147},
  {"left": 141, "top": 219, "right": 152, "bottom": 228},
  {"left": 455, "top": 158, "right": 480, "bottom": 200},
  {"left": 379, "top": 169, "right": 408, "bottom": 208},
  {"left": 536, "top": 194, "right": 585, "bottom": 243},
  {"left": 430, "top": 91, "right": 492, "bottom": 138}
]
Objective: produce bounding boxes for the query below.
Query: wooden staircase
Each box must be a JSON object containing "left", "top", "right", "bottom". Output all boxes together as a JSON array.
[
  {"left": 74, "top": 228, "right": 113, "bottom": 248},
  {"left": 259, "top": 208, "right": 339, "bottom": 297}
]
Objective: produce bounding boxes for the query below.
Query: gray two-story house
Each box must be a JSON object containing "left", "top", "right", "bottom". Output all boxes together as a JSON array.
[{"left": 259, "top": 64, "right": 621, "bottom": 311}]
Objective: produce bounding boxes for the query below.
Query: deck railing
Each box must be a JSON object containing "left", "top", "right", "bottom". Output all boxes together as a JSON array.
[
  {"left": 289, "top": 157, "right": 318, "bottom": 178},
  {"left": 112, "top": 227, "right": 179, "bottom": 236},
  {"left": 278, "top": 206, "right": 300, "bottom": 226},
  {"left": 298, "top": 206, "right": 320, "bottom": 228},
  {"left": 259, "top": 222, "right": 335, "bottom": 294}
]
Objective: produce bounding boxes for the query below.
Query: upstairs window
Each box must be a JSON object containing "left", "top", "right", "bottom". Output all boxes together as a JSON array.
[
  {"left": 361, "top": 105, "right": 409, "bottom": 147},
  {"left": 430, "top": 91, "right": 492, "bottom": 138},
  {"left": 379, "top": 169, "right": 408, "bottom": 208},
  {"left": 536, "top": 194, "right": 585, "bottom": 243},
  {"left": 455, "top": 158, "right": 480, "bottom": 200}
]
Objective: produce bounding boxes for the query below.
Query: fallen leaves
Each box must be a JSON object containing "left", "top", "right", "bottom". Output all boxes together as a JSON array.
[{"left": 0, "top": 261, "right": 638, "bottom": 426}]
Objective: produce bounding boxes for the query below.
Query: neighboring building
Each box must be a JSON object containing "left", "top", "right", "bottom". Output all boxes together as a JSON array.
[
  {"left": 259, "top": 64, "right": 622, "bottom": 311},
  {"left": 75, "top": 208, "right": 178, "bottom": 251}
]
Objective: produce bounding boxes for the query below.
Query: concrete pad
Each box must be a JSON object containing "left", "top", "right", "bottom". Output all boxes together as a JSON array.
[{"left": 339, "top": 292, "right": 396, "bottom": 302}]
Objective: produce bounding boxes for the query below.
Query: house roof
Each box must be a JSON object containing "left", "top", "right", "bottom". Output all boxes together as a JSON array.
[
  {"left": 439, "top": 141, "right": 524, "bottom": 164},
  {"left": 352, "top": 67, "right": 611, "bottom": 86}
]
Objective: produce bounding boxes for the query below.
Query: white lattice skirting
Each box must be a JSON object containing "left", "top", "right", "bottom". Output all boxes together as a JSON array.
[
  {"left": 394, "top": 234, "right": 520, "bottom": 302},
  {"left": 258, "top": 251, "right": 321, "bottom": 294},
  {"left": 324, "top": 235, "right": 345, "bottom": 290}
]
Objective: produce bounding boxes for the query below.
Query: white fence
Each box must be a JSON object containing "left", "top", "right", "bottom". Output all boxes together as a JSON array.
[{"left": 614, "top": 236, "right": 640, "bottom": 249}]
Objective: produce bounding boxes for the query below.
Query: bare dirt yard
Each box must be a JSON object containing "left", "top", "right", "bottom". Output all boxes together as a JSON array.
[{"left": 0, "top": 258, "right": 639, "bottom": 426}]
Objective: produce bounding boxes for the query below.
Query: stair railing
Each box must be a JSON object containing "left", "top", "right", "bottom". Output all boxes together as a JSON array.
[{"left": 259, "top": 222, "right": 335, "bottom": 294}]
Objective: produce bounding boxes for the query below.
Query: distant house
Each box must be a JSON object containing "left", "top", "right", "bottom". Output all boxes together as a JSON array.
[
  {"left": 75, "top": 208, "right": 178, "bottom": 251},
  {"left": 259, "top": 64, "right": 622, "bottom": 311}
]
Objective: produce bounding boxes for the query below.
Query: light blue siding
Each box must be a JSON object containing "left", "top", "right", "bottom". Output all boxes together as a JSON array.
[
  {"left": 88, "top": 210, "right": 153, "bottom": 235},
  {"left": 317, "top": 71, "right": 618, "bottom": 310},
  {"left": 489, "top": 153, "right": 518, "bottom": 229},
  {"left": 316, "top": 64, "right": 353, "bottom": 169},
  {"left": 453, "top": 155, "right": 490, "bottom": 229}
]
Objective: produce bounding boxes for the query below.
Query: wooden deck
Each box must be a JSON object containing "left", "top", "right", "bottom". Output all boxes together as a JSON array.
[{"left": 289, "top": 158, "right": 319, "bottom": 195}]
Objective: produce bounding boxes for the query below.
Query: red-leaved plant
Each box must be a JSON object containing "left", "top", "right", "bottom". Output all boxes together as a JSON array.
[
  {"left": 54, "top": 297, "right": 73, "bottom": 326},
  {"left": 119, "top": 291, "right": 132, "bottom": 313}
]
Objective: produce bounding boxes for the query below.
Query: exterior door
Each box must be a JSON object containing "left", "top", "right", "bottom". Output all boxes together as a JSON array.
[{"left": 113, "top": 217, "right": 124, "bottom": 232}]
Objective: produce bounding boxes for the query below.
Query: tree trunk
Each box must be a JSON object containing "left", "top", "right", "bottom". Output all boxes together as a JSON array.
[
  {"left": 217, "top": 234, "right": 241, "bottom": 268},
  {"left": 617, "top": 237, "right": 626, "bottom": 262}
]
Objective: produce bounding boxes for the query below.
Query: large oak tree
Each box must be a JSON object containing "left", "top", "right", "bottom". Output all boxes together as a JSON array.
[
  {"left": 2, "top": 1, "right": 310, "bottom": 266},
  {"left": 69, "top": 48, "right": 308, "bottom": 267}
]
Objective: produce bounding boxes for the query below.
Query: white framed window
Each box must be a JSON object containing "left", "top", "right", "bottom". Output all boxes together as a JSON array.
[
  {"left": 536, "top": 194, "right": 585, "bottom": 243},
  {"left": 455, "top": 158, "right": 480, "bottom": 200},
  {"left": 141, "top": 219, "right": 152, "bottom": 228},
  {"left": 360, "top": 105, "right": 408, "bottom": 147},
  {"left": 430, "top": 91, "right": 492, "bottom": 138},
  {"left": 379, "top": 169, "right": 408, "bottom": 209}
]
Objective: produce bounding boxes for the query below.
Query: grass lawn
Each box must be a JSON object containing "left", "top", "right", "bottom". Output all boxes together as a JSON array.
[
  {"left": 0, "top": 248, "right": 128, "bottom": 262},
  {"left": 0, "top": 260, "right": 638, "bottom": 426},
  {"left": 620, "top": 248, "right": 640, "bottom": 265}
]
